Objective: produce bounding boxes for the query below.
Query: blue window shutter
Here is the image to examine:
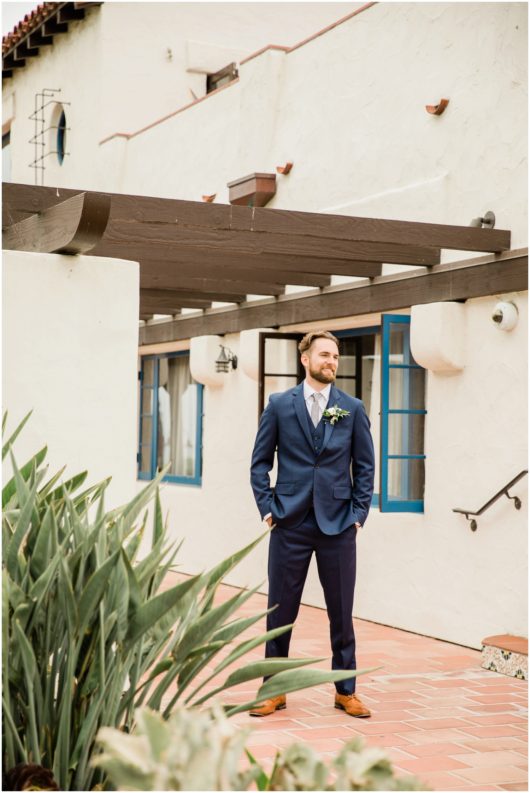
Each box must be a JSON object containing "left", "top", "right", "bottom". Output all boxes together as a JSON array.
[{"left": 381, "top": 314, "right": 426, "bottom": 513}]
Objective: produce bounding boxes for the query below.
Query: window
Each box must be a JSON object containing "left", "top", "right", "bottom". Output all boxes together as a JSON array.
[
  {"left": 380, "top": 314, "right": 426, "bottom": 512},
  {"left": 57, "top": 109, "right": 66, "bottom": 165},
  {"left": 138, "top": 352, "right": 203, "bottom": 485},
  {"left": 258, "top": 332, "right": 305, "bottom": 417},
  {"left": 206, "top": 62, "right": 238, "bottom": 94},
  {"left": 2, "top": 129, "right": 11, "bottom": 182}
]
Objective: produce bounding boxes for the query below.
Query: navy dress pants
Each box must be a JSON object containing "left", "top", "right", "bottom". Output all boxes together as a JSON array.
[{"left": 266, "top": 508, "right": 358, "bottom": 694}]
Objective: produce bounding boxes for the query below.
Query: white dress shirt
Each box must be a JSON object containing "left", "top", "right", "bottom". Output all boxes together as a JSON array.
[{"left": 303, "top": 381, "right": 331, "bottom": 423}]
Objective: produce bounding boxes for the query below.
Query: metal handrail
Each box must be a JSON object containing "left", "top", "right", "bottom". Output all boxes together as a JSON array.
[{"left": 453, "top": 470, "right": 527, "bottom": 531}]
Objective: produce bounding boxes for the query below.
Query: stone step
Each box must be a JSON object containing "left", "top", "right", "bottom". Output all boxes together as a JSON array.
[{"left": 481, "top": 634, "right": 528, "bottom": 680}]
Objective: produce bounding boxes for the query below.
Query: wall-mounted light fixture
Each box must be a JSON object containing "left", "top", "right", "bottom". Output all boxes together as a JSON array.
[
  {"left": 470, "top": 211, "right": 496, "bottom": 229},
  {"left": 215, "top": 345, "right": 238, "bottom": 373},
  {"left": 491, "top": 301, "right": 518, "bottom": 331}
]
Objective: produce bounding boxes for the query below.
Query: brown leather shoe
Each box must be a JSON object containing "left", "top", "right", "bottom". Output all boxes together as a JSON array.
[
  {"left": 334, "top": 692, "right": 371, "bottom": 717},
  {"left": 249, "top": 694, "right": 286, "bottom": 717}
]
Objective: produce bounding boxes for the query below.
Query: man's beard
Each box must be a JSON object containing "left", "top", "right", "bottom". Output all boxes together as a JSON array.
[{"left": 309, "top": 364, "right": 336, "bottom": 384}]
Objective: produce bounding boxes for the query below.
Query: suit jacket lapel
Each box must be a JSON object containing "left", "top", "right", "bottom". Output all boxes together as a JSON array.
[
  {"left": 320, "top": 385, "right": 342, "bottom": 455},
  {"left": 293, "top": 384, "right": 315, "bottom": 452}
]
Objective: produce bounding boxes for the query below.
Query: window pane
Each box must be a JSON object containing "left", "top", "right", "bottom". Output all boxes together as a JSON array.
[
  {"left": 338, "top": 337, "right": 358, "bottom": 376},
  {"left": 388, "top": 322, "right": 420, "bottom": 365},
  {"left": 158, "top": 356, "right": 198, "bottom": 478},
  {"left": 387, "top": 457, "right": 425, "bottom": 501},
  {"left": 143, "top": 358, "right": 155, "bottom": 387},
  {"left": 139, "top": 443, "right": 152, "bottom": 474},
  {"left": 141, "top": 415, "right": 153, "bottom": 448},
  {"left": 389, "top": 367, "right": 426, "bottom": 410},
  {"left": 388, "top": 413, "right": 425, "bottom": 456},
  {"left": 335, "top": 376, "right": 356, "bottom": 397},
  {"left": 141, "top": 388, "right": 153, "bottom": 414},
  {"left": 264, "top": 375, "right": 298, "bottom": 405},
  {"left": 265, "top": 338, "right": 299, "bottom": 376}
]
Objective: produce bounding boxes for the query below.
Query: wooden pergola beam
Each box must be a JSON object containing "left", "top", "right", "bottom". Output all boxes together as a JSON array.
[
  {"left": 138, "top": 250, "right": 527, "bottom": 344},
  {"left": 233, "top": 205, "right": 511, "bottom": 253},
  {"left": 3, "top": 183, "right": 510, "bottom": 254},
  {"left": 2, "top": 192, "right": 111, "bottom": 255},
  {"left": 140, "top": 260, "right": 330, "bottom": 288},
  {"left": 142, "top": 275, "right": 285, "bottom": 296},
  {"left": 150, "top": 289, "right": 246, "bottom": 303},
  {"left": 98, "top": 219, "right": 441, "bottom": 266},
  {"left": 140, "top": 289, "right": 213, "bottom": 310}
]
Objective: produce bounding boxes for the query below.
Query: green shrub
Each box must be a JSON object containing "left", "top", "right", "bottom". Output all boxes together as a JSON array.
[{"left": 2, "top": 413, "right": 369, "bottom": 790}]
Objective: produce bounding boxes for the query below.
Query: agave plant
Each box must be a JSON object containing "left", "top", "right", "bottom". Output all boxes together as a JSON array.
[{"left": 3, "top": 412, "right": 368, "bottom": 790}]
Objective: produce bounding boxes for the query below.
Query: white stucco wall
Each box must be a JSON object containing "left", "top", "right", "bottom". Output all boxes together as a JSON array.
[
  {"left": 103, "top": 2, "right": 527, "bottom": 250},
  {"left": 2, "top": 2, "right": 362, "bottom": 189},
  {"left": 2, "top": 250, "right": 140, "bottom": 508}
]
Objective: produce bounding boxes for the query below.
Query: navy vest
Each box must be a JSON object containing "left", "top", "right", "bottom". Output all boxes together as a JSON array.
[{"left": 304, "top": 400, "right": 326, "bottom": 456}]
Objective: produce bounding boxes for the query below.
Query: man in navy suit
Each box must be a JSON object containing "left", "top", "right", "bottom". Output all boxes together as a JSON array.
[{"left": 250, "top": 330, "right": 375, "bottom": 717}]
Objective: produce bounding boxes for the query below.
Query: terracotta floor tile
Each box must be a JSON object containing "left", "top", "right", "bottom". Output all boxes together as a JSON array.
[
  {"left": 399, "top": 727, "right": 485, "bottom": 744},
  {"left": 464, "top": 715, "right": 527, "bottom": 726},
  {"left": 403, "top": 717, "right": 476, "bottom": 730},
  {"left": 453, "top": 737, "right": 528, "bottom": 753},
  {"left": 405, "top": 741, "right": 473, "bottom": 758},
  {"left": 288, "top": 726, "right": 360, "bottom": 740},
  {"left": 442, "top": 787, "right": 501, "bottom": 791},
  {"left": 470, "top": 694, "right": 526, "bottom": 704},
  {"left": 292, "top": 738, "right": 347, "bottom": 753},
  {"left": 398, "top": 755, "right": 472, "bottom": 773},
  {"left": 246, "top": 731, "right": 293, "bottom": 747},
  {"left": 346, "top": 719, "right": 422, "bottom": 735},
  {"left": 461, "top": 726, "right": 528, "bottom": 739},
  {"left": 245, "top": 744, "right": 278, "bottom": 760},
  {"left": 454, "top": 766, "right": 528, "bottom": 784},
  {"left": 363, "top": 733, "right": 416, "bottom": 748},
  {"left": 466, "top": 703, "right": 528, "bottom": 714},
  {"left": 411, "top": 770, "right": 468, "bottom": 788},
  {"left": 368, "top": 698, "right": 419, "bottom": 711},
  {"left": 453, "top": 750, "right": 527, "bottom": 768}
]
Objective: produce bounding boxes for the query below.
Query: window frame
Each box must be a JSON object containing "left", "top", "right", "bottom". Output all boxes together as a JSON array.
[
  {"left": 335, "top": 327, "right": 380, "bottom": 508},
  {"left": 137, "top": 351, "right": 203, "bottom": 486},
  {"left": 380, "top": 314, "right": 426, "bottom": 513}
]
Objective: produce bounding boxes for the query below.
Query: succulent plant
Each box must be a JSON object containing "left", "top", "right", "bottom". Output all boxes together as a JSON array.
[{"left": 95, "top": 706, "right": 429, "bottom": 791}]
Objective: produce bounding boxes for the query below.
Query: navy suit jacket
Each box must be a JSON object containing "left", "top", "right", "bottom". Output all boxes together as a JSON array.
[{"left": 250, "top": 382, "right": 375, "bottom": 535}]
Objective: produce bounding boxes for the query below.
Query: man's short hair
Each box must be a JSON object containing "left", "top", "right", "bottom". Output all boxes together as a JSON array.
[{"left": 298, "top": 330, "right": 340, "bottom": 355}]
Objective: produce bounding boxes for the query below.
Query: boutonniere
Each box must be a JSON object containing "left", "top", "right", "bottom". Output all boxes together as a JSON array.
[{"left": 322, "top": 404, "right": 350, "bottom": 425}]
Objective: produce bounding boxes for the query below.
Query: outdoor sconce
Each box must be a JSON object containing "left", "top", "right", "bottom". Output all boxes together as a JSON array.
[
  {"left": 215, "top": 345, "right": 238, "bottom": 373},
  {"left": 470, "top": 211, "right": 496, "bottom": 229},
  {"left": 491, "top": 301, "right": 518, "bottom": 331}
]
